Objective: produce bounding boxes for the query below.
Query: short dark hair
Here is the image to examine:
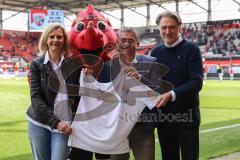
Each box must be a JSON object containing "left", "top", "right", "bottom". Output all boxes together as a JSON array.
[
  {"left": 116, "top": 27, "right": 139, "bottom": 41},
  {"left": 156, "top": 11, "right": 182, "bottom": 25}
]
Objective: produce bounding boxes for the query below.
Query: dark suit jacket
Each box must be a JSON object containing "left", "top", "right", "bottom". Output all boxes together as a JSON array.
[{"left": 97, "top": 55, "right": 172, "bottom": 133}]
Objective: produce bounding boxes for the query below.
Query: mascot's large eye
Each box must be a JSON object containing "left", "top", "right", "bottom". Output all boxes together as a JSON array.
[
  {"left": 75, "top": 22, "right": 85, "bottom": 32},
  {"left": 97, "top": 21, "right": 107, "bottom": 32}
]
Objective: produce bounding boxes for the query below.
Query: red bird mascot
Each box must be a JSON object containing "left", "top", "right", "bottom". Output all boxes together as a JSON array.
[{"left": 69, "top": 4, "right": 117, "bottom": 63}]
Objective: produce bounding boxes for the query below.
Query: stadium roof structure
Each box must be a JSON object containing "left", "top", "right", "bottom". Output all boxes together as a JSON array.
[
  {"left": 0, "top": 0, "right": 217, "bottom": 28},
  {"left": 0, "top": 0, "right": 192, "bottom": 14},
  {"left": 1, "top": 0, "right": 240, "bottom": 19},
  {"left": 0, "top": 0, "right": 239, "bottom": 30}
]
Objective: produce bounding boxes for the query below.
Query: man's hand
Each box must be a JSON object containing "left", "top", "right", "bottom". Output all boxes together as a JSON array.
[
  {"left": 57, "top": 121, "right": 72, "bottom": 135},
  {"left": 156, "top": 91, "right": 172, "bottom": 108},
  {"left": 123, "top": 67, "right": 141, "bottom": 80},
  {"left": 83, "top": 67, "right": 93, "bottom": 75}
]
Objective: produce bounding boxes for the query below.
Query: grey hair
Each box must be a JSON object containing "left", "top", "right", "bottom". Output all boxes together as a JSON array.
[
  {"left": 156, "top": 10, "right": 182, "bottom": 25},
  {"left": 116, "top": 27, "right": 139, "bottom": 41}
]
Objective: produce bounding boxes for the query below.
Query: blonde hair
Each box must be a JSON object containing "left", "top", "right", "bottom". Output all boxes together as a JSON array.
[{"left": 38, "top": 22, "right": 70, "bottom": 57}]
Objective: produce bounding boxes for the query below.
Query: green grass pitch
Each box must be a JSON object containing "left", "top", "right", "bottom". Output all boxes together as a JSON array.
[{"left": 0, "top": 78, "right": 239, "bottom": 160}]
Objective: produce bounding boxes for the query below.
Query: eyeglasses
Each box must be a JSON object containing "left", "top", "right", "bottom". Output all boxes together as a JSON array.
[{"left": 119, "top": 38, "right": 136, "bottom": 43}]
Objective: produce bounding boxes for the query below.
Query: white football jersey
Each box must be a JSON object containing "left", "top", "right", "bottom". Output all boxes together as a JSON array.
[{"left": 68, "top": 70, "right": 160, "bottom": 154}]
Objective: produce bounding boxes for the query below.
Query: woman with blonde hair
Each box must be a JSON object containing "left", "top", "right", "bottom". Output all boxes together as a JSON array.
[{"left": 27, "top": 22, "right": 81, "bottom": 160}]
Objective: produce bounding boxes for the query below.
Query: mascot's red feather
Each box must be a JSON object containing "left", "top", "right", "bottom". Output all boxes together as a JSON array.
[{"left": 69, "top": 4, "right": 117, "bottom": 63}]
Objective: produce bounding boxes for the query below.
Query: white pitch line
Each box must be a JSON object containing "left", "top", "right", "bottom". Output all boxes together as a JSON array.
[
  {"left": 155, "top": 124, "right": 240, "bottom": 142},
  {"left": 200, "top": 123, "right": 240, "bottom": 133}
]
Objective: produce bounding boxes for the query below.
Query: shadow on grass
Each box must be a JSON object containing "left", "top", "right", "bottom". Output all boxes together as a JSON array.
[
  {"left": 0, "top": 153, "right": 32, "bottom": 160},
  {"left": 0, "top": 120, "right": 26, "bottom": 127},
  {"left": 201, "top": 118, "right": 240, "bottom": 130}
]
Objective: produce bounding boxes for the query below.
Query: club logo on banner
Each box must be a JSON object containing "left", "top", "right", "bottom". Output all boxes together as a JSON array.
[{"left": 29, "top": 9, "right": 64, "bottom": 31}]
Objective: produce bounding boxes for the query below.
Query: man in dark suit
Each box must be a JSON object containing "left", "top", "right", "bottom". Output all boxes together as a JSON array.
[
  {"left": 98, "top": 27, "right": 171, "bottom": 160},
  {"left": 151, "top": 11, "right": 203, "bottom": 160}
]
